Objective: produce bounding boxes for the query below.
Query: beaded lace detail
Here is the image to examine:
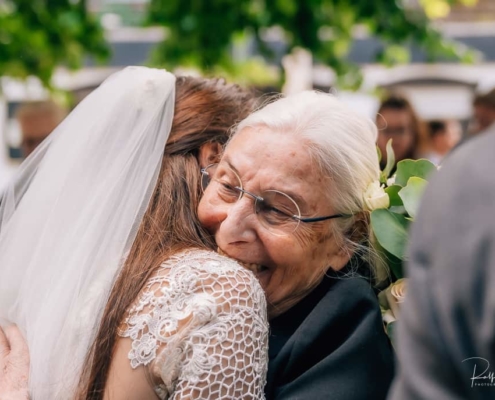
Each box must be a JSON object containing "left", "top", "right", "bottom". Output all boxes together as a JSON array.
[{"left": 118, "top": 249, "right": 269, "bottom": 399}]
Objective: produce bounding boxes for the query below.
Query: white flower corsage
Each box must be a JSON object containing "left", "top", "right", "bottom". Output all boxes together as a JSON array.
[{"left": 364, "top": 181, "right": 390, "bottom": 211}]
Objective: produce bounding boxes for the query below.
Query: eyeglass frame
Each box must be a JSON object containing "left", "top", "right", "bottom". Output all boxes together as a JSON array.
[{"left": 200, "top": 163, "right": 351, "bottom": 225}]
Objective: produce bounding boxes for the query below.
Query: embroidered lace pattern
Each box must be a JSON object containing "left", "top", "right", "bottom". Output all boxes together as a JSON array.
[{"left": 118, "top": 249, "right": 269, "bottom": 399}]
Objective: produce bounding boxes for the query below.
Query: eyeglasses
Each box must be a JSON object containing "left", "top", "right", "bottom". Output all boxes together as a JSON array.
[{"left": 200, "top": 163, "right": 349, "bottom": 236}]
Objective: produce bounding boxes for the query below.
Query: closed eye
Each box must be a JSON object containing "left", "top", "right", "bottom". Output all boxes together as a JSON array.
[
  {"left": 261, "top": 203, "right": 291, "bottom": 217},
  {"left": 216, "top": 181, "right": 240, "bottom": 198},
  {"left": 221, "top": 182, "right": 237, "bottom": 191},
  {"left": 268, "top": 206, "right": 287, "bottom": 215}
]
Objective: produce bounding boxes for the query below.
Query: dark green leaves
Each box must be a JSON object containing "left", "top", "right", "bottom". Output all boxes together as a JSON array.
[
  {"left": 146, "top": 0, "right": 478, "bottom": 88},
  {"left": 3, "top": 0, "right": 478, "bottom": 88},
  {"left": 0, "top": 0, "right": 109, "bottom": 86}
]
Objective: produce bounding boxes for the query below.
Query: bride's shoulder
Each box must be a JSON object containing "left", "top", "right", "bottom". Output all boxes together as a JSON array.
[
  {"left": 119, "top": 247, "right": 267, "bottom": 372},
  {"left": 128, "top": 248, "right": 264, "bottom": 317},
  {"left": 161, "top": 248, "right": 257, "bottom": 283},
  {"left": 117, "top": 248, "right": 268, "bottom": 399},
  {"left": 164, "top": 248, "right": 241, "bottom": 267}
]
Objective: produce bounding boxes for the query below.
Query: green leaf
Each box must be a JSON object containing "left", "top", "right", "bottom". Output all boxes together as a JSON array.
[
  {"left": 381, "top": 44, "right": 411, "bottom": 66},
  {"left": 395, "top": 159, "right": 436, "bottom": 187},
  {"left": 373, "top": 234, "right": 404, "bottom": 280},
  {"left": 385, "top": 185, "right": 403, "bottom": 207},
  {"left": 376, "top": 145, "right": 382, "bottom": 164},
  {"left": 387, "top": 252, "right": 404, "bottom": 281},
  {"left": 381, "top": 139, "right": 395, "bottom": 181},
  {"left": 145, "top": 0, "right": 478, "bottom": 89},
  {"left": 389, "top": 205, "right": 407, "bottom": 214},
  {"left": 0, "top": 0, "right": 109, "bottom": 87},
  {"left": 371, "top": 209, "right": 410, "bottom": 260},
  {"left": 398, "top": 177, "right": 428, "bottom": 219}
]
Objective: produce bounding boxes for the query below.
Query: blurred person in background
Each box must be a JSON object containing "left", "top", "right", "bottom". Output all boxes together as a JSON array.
[
  {"left": 425, "top": 119, "right": 462, "bottom": 165},
  {"left": 388, "top": 125, "right": 495, "bottom": 400},
  {"left": 16, "top": 100, "right": 67, "bottom": 158},
  {"left": 376, "top": 95, "right": 427, "bottom": 171},
  {"left": 471, "top": 88, "right": 495, "bottom": 135}
]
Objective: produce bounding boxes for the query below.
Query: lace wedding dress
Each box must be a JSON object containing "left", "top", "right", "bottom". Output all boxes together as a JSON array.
[{"left": 118, "top": 249, "right": 269, "bottom": 399}]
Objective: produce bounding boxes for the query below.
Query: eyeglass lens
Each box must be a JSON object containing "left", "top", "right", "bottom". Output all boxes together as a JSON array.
[{"left": 201, "top": 164, "right": 301, "bottom": 234}]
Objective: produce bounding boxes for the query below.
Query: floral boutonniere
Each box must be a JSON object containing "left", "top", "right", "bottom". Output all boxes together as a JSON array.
[{"left": 370, "top": 139, "right": 437, "bottom": 341}]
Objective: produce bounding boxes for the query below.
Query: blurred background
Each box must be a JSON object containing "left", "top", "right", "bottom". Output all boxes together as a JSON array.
[{"left": 1, "top": 0, "right": 495, "bottom": 190}]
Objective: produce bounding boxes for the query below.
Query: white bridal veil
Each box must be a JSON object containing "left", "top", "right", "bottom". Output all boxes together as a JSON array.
[{"left": 0, "top": 67, "right": 176, "bottom": 399}]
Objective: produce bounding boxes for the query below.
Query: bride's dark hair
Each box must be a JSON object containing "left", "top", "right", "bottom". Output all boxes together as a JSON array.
[{"left": 77, "top": 76, "right": 255, "bottom": 399}]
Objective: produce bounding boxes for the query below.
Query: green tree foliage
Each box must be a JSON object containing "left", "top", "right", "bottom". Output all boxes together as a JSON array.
[
  {"left": 148, "top": 0, "right": 478, "bottom": 87},
  {"left": 0, "top": 0, "right": 109, "bottom": 86},
  {"left": 0, "top": 0, "right": 478, "bottom": 88}
]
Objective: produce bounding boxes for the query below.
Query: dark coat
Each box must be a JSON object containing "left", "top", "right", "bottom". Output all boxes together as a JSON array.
[
  {"left": 265, "top": 265, "right": 395, "bottom": 400},
  {"left": 389, "top": 127, "right": 495, "bottom": 399}
]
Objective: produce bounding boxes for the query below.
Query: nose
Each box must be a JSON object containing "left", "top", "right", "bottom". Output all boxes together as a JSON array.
[{"left": 218, "top": 195, "right": 258, "bottom": 243}]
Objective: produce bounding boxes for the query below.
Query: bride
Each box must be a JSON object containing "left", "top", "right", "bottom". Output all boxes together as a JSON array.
[{"left": 0, "top": 67, "right": 268, "bottom": 399}]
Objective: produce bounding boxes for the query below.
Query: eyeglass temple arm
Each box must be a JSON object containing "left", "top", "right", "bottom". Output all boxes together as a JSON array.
[{"left": 297, "top": 214, "right": 352, "bottom": 223}]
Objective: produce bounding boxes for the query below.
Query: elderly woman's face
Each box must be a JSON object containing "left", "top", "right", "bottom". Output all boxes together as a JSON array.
[{"left": 198, "top": 127, "right": 350, "bottom": 318}]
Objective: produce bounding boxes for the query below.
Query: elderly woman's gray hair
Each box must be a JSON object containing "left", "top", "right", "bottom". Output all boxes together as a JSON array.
[{"left": 235, "top": 91, "right": 383, "bottom": 279}]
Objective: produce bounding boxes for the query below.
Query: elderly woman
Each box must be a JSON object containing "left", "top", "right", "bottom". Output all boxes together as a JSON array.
[
  {"left": 0, "top": 86, "right": 393, "bottom": 399},
  {"left": 199, "top": 91, "right": 394, "bottom": 398}
]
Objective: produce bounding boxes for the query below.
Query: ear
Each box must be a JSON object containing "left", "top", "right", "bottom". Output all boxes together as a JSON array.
[
  {"left": 198, "top": 142, "right": 223, "bottom": 168},
  {"left": 328, "top": 213, "right": 368, "bottom": 271},
  {"left": 320, "top": 230, "right": 351, "bottom": 272},
  {"left": 328, "top": 246, "right": 352, "bottom": 272}
]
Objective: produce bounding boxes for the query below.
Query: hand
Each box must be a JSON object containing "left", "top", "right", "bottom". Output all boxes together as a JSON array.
[{"left": 0, "top": 325, "right": 29, "bottom": 400}]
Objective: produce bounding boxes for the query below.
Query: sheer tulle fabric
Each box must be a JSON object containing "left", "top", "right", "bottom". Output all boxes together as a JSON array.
[
  {"left": 0, "top": 67, "right": 176, "bottom": 399},
  {"left": 119, "top": 249, "right": 269, "bottom": 399}
]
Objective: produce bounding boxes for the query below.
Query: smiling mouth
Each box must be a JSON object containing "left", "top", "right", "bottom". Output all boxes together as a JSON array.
[{"left": 217, "top": 248, "right": 269, "bottom": 275}]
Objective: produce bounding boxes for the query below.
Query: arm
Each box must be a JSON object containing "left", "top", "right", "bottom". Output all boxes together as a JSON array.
[
  {"left": 0, "top": 325, "right": 30, "bottom": 400},
  {"left": 165, "top": 269, "right": 269, "bottom": 399},
  {"left": 113, "top": 250, "right": 268, "bottom": 399}
]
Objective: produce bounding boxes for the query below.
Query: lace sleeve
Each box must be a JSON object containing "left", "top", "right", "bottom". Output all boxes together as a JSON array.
[{"left": 118, "top": 249, "right": 268, "bottom": 399}]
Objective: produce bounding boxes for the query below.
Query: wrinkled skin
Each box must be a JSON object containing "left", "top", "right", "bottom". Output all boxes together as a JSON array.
[
  {"left": 198, "top": 127, "right": 351, "bottom": 319},
  {"left": 0, "top": 325, "right": 29, "bottom": 400}
]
